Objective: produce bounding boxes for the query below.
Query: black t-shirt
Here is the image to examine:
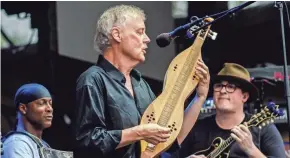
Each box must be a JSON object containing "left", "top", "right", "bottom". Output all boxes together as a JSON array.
[{"left": 168, "top": 113, "right": 285, "bottom": 158}]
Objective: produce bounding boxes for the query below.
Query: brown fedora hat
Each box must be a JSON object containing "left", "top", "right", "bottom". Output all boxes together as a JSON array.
[{"left": 213, "top": 63, "right": 259, "bottom": 102}]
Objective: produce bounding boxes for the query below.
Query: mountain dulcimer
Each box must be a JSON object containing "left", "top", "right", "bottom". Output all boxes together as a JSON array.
[{"left": 140, "top": 17, "right": 216, "bottom": 158}]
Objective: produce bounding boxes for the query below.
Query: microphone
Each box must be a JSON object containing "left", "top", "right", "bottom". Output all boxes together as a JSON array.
[
  {"left": 156, "top": 33, "right": 172, "bottom": 48},
  {"left": 156, "top": 16, "right": 201, "bottom": 47}
]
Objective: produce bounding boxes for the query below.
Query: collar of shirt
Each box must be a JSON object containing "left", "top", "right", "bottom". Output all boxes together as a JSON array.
[
  {"left": 16, "top": 119, "right": 50, "bottom": 148},
  {"left": 96, "top": 55, "right": 142, "bottom": 84}
]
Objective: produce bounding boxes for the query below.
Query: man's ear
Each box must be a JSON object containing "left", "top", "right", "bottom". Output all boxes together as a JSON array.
[
  {"left": 18, "top": 103, "right": 27, "bottom": 115},
  {"left": 111, "top": 26, "right": 122, "bottom": 43},
  {"left": 242, "top": 92, "right": 250, "bottom": 102}
]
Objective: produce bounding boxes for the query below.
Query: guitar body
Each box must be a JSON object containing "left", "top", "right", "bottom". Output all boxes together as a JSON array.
[
  {"left": 194, "top": 137, "right": 230, "bottom": 158},
  {"left": 140, "top": 45, "right": 202, "bottom": 157}
]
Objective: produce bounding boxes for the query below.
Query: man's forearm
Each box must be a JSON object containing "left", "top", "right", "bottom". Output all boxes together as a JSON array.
[
  {"left": 116, "top": 126, "right": 142, "bottom": 149},
  {"left": 177, "top": 96, "right": 206, "bottom": 144},
  {"left": 248, "top": 146, "right": 266, "bottom": 158}
]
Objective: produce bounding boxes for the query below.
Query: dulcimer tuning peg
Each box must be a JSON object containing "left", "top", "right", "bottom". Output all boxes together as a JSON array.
[{"left": 208, "top": 30, "right": 218, "bottom": 40}]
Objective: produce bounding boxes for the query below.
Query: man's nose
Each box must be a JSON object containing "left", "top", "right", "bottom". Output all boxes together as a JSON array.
[
  {"left": 46, "top": 104, "right": 53, "bottom": 113},
  {"left": 220, "top": 86, "right": 227, "bottom": 93},
  {"left": 144, "top": 33, "right": 151, "bottom": 43}
]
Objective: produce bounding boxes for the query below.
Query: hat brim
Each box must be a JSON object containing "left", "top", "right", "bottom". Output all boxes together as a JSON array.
[{"left": 213, "top": 75, "right": 259, "bottom": 102}]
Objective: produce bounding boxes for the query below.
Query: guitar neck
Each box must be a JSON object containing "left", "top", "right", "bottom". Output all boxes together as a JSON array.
[{"left": 209, "top": 118, "right": 254, "bottom": 157}]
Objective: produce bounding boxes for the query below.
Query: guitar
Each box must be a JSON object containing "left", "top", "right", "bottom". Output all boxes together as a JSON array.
[
  {"left": 139, "top": 17, "right": 217, "bottom": 158},
  {"left": 193, "top": 102, "right": 284, "bottom": 158}
]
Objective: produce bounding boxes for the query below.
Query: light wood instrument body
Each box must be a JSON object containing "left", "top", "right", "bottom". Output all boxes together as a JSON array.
[{"left": 140, "top": 18, "right": 214, "bottom": 158}]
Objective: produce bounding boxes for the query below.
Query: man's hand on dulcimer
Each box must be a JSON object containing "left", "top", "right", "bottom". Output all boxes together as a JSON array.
[
  {"left": 133, "top": 124, "right": 171, "bottom": 145},
  {"left": 195, "top": 58, "right": 210, "bottom": 99}
]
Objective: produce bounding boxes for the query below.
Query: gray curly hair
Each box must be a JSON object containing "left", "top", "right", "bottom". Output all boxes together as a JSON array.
[{"left": 94, "top": 5, "right": 146, "bottom": 53}]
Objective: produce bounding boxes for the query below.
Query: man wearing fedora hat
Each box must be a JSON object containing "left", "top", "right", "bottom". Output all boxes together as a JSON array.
[{"left": 171, "top": 63, "right": 285, "bottom": 158}]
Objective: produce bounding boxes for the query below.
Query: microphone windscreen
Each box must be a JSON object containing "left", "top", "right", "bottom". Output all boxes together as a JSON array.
[{"left": 156, "top": 33, "right": 171, "bottom": 48}]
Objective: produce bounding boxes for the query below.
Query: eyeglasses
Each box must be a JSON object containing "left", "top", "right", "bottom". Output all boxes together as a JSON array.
[{"left": 213, "top": 83, "right": 239, "bottom": 93}]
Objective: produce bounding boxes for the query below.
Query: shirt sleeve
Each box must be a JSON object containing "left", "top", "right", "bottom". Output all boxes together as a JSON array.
[
  {"left": 3, "top": 140, "right": 33, "bottom": 158},
  {"left": 75, "top": 84, "right": 122, "bottom": 155},
  {"left": 260, "top": 123, "right": 286, "bottom": 158}
]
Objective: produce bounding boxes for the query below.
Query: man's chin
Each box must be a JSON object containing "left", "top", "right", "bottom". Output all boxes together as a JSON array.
[
  {"left": 217, "top": 108, "right": 235, "bottom": 113},
  {"left": 43, "top": 122, "right": 52, "bottom": 129},
  {"left": 138, "top": 56, "right": 146, "bottom": 63},
  {"left": 216, "top": 105, "right": 234, "bottom": 113},
  {"left": 140, "top": 58, "right": 145, "bottom": 63}
]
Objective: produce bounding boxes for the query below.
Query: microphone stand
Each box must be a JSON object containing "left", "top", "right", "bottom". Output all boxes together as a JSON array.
[
  {"left": 156, "top": 1, "right": 256, "bottom": 47},
  {"left": 190, "top": 1, "right": 256, "bottom": 34},
  {"left": 275, "top": 1, "right": 290, "bottom": 144}
]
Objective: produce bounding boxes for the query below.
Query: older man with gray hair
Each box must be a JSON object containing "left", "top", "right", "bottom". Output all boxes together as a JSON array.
[{"left": 75, "top": 4, "right": 210, "bottom": 158}]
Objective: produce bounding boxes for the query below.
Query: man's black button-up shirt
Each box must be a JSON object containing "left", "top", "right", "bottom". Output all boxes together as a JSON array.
[{"left": 75, "top": 55, "right": 156, "bottom": 158}]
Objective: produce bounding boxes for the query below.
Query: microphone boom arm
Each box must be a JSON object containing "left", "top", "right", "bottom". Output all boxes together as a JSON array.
[{"left": 191, "top": 1, "right": 256, "bottom": 35}]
